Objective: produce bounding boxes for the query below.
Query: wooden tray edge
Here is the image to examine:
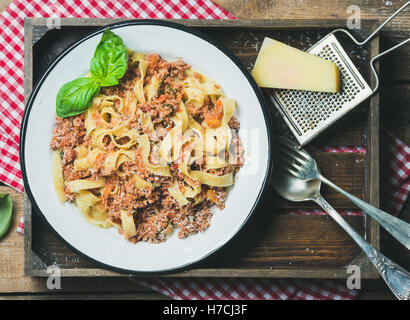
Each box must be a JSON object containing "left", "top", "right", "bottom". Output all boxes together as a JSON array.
[
  {"left": 26, "top": 17, "right": 380, "bottom": 29},
  {"left": 26, "top": 267, "right": 379, "bottom": 279}
]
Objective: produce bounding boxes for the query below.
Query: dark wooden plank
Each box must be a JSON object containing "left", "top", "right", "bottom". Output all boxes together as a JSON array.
[
  {"left": 214, "top": 0, "right": 410, "bottom": 33},
  {"left": 29, "top": 17, "right": 378, "bottom": 29},
  {"left": 359, "top": 290, "right": 395, "bottom": 300},
  {"left": 358, "top": 280, "right": 397, "bottom": 300},
  {"left": 26, "top": 268, "right": 365, "bottom": 279},
  {"left": 206, "top": 214, "right": 365, "bottom": 268},
  {"left": 23, "top": 18, "right": 35, "bottom": 282},
  {"left": 380, "top": 83, "right": 410, "bottom": 144},
  {"left": 365, "top": 30, "right": 380, "bottom": 250},
  {"left": 0, "top": 293, "right": 171, "bottom": 300},
  {"left": 379, "top": 32, "right": 410, "bottom": 83},
  {"left": 379, "top": 199, "right": 410, "bottom": 269}
]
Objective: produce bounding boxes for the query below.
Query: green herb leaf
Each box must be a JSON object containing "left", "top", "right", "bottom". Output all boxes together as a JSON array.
[
  {"left": 55, "top": 29, "right": 128, "bottom": 118},
  {"left": 0, "top": 194, "right": 13, "bottom": 239},
  {"left": 56, "top": 78, "right": 100, "bottom": 118},
  {"left": 157, "top": 86, "right": 164, "bottom": 96},
  {"left": 90, "top": 29, "right": 128, "bottom": 87}
]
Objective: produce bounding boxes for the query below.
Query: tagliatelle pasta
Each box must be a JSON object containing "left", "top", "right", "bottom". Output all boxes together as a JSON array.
[
  {"left": 50, "top": 51, "right": 244, "bottom": 244},
  {"left": 65, "top": 178, "right": 106, "bottom": 193},
  {"left": 51, "top": 151, "right": 66, "bottom": 203}
]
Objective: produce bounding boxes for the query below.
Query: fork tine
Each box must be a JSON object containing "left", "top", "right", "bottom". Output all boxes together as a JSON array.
[
  {"left": 276, "top": 149, "right": 305, "bottom": 169},
  {"left": 275, "top": 152, "right": 304, "bottom": 174},
  {"left": 276, "top": 136, "right": 309, "bottom": 160},
  {"left": 275, "top": 136, "right": 310, "bottom": 162},
  {"left": 276, "top": 143, "right": 308, "bottom": 171},
  {"left": 275, "top": 158, "right": 302, "bottom": 179},
  {"left": 276, "top": 159, "right": 301, "bottom": 175}
]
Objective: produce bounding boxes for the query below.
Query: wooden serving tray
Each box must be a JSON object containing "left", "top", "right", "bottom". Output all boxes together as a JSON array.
[{"left": 23, "top": 18, "right": 380, "bottom": 278}]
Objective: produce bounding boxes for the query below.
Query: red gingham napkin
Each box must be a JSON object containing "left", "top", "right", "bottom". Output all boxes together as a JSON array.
[
  {"left": 138, "top": 278, "right": 358, "bottom": 300},
  {"left": 380, "top": 129, "right": 410, "bottom": 215},
  {"left": 1, "top": 0, "right": 409, "bottom": 301}
]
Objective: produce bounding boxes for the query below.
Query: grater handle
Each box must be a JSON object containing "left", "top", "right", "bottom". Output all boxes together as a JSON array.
[
  {"left": 327, "top": 1, "right": 410, "bottom": 93},
  {"left": 328, "top": 1, "right": 409, "bottom": 46},
  {"left": 360, "top": 1, "right": 410, "bottom": 45},
  {"left": 370, "top": 38, "right": 410, "bottom": 93}
]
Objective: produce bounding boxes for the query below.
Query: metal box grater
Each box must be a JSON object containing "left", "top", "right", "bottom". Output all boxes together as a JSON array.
[
  {"left": 269, "top": 1, "right": 409, "bottom": 146},
  {"left": 270, "top": 34, "right": 372, "bottom": 146}
]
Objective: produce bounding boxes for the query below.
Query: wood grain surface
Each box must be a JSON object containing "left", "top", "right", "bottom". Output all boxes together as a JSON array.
[{"left": 0, "top": 0, "right": 409, "bottom": 300}]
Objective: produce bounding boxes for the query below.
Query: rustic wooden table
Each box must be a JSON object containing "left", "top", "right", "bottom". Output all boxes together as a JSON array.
[{"left": 0, "top": 0, "right": 409, "bottom": 300}]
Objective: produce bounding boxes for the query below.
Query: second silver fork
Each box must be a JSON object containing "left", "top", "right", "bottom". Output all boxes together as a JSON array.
[{"left": 275, "top": 135, "right": 410, "bottom": 250}]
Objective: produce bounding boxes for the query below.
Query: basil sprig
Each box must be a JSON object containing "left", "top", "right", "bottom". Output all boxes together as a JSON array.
[
  {"left": 56, "top": 78, "right": 100, "bottom": 117},
  {"left": 90, "top": 30, "right": 129, "bottom": 87},
  {"left": 56, "top": 29, "right": 128, "bottom": 118},
  {"left": 0, "top": 194, "right": 13, "bottom": 239}
]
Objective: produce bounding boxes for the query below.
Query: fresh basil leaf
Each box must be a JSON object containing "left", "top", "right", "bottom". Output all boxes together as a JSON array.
[
  {"left": 0, "top": 194, "right": 13, "bottom": 239},
  {"left": 54, "top": 30, "right": 128, "bottom": 118},
  {"left": 90, "top": 29, "right": 128, "bottom": 87},
  {"left": 56, "top": 78, "right": 100, "bottom": 118}
]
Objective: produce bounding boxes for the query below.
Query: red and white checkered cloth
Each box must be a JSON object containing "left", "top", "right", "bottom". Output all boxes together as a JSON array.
[
  {"left": 380, "top": 129, "right": 410, "bottom": 215},
  {"left": 1, "top": 0, "right": 409, "bottom": 301},
  {"left": 138, "top": 278, "right": 358, "bottom": 300}
]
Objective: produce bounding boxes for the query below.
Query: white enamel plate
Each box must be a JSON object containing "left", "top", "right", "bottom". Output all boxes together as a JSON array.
[{"left": 21, "top": 21, "right": 271, "bottom": 273}]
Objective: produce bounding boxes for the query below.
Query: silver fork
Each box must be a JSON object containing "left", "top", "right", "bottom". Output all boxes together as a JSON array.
[
  {"left": 271, "top": 146, "right": 410, "bottom": 300},
  {"left": 275, "top": 135, "right": 410, "bottom": 250}
]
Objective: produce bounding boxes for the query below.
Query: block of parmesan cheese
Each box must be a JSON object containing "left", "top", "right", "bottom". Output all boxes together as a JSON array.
[{"left": 251, "top": 37, "right": 340, "bottom": 93}]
